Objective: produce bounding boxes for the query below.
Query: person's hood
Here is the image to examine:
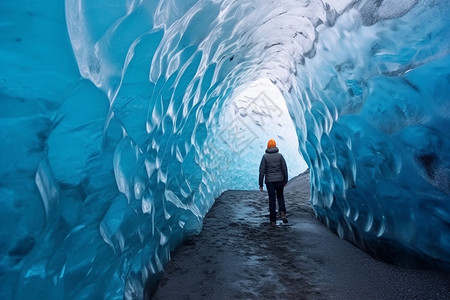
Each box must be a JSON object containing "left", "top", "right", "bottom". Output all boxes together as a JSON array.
[{"left": 266, "top": 147, "right": 279, "bottom": 153}]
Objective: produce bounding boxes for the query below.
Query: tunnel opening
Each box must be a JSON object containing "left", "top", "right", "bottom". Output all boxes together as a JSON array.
[{"left": 210, "top": 78, "right": 308, "bottom": 190}]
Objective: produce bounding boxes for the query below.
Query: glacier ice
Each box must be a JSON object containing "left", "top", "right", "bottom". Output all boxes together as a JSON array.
[{"left": 0, "top": 0, "right": 449, "bottom": 298}]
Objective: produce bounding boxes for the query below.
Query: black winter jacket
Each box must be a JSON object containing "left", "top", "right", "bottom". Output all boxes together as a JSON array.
[{"left": 259, "top": 147, "right": 288, "bottom": 186}]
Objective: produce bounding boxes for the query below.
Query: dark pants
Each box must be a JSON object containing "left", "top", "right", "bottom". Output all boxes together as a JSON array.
[{"left": 266, "top": 181, "right": 286, "bottom": 222}]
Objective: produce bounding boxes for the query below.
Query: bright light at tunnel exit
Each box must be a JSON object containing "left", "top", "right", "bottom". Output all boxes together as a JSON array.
[{"left": 216, "top": 78, "right": 308, "bottom": 189}]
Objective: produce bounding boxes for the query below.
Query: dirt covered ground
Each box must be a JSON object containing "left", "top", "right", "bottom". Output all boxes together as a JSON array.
[{"left": 151, "top": 172, "right": 450, "bottom": 299}]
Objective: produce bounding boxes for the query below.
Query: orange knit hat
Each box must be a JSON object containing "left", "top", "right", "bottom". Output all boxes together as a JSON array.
[{"left": 267, "top": 139, "right": 276, "bottom": 149}]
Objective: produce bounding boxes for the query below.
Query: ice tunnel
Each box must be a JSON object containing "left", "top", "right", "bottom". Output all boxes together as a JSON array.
[{"left": 1, "top": 0, "right": 449, "bottom": 299}]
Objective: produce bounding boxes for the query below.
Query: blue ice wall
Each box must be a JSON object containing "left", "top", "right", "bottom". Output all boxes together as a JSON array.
[
  {"left": 0, "top": 0, "right": 449, "bottom": 299},
  {"left": 296, "top": 2, "right": 450, "bottom": 270}
]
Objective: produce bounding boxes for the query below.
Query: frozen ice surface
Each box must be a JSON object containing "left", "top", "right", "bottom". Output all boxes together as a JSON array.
[{"left": 0, "top": 0, "right": 449, "bottom": 299}]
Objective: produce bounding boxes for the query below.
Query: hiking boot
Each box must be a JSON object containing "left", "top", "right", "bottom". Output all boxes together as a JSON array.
[
  {"left": 280, "top": 212, "right": 288, "bottom": 223},
  {"left": 270, "top": 221, "right": 276, "bottom": 226}
]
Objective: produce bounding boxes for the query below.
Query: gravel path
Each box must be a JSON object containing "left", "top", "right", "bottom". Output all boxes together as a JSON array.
[{"left": 150, "top": 172, "right": 450, "bottom": 299}]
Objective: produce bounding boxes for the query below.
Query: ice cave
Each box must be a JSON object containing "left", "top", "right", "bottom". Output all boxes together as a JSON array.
[{"left": 1, "top": 0, "right": 449, "bottom": 299}]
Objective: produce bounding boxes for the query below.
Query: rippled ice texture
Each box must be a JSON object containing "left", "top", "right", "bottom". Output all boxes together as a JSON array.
[{"left": 1, "top": 0, "right": 449, "bottom": 299}]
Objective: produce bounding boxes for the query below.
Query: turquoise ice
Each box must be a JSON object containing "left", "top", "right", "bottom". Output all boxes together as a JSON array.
[{"left": 1, "top": 0, "right": 449, "bottom": 299}]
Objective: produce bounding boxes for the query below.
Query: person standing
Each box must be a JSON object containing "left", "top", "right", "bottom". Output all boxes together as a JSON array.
[{"left": 259, "top": 139, "right": 288, "bottom": 226}]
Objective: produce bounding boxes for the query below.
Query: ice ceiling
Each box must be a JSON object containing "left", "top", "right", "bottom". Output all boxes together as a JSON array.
[{"left": 1, "top": 0, "right": 449, "bottom": 299}]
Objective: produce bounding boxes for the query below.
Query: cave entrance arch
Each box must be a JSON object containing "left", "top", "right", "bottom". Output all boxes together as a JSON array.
[{"left": 215, "top": 78, "right": 308, "bottom": 189}]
